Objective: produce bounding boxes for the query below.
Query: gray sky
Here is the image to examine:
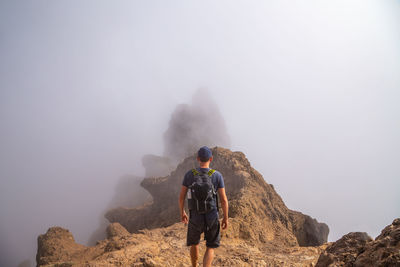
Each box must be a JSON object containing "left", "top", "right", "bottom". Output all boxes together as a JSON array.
[{"left": 1, "top": 1, "right": 399, "bottom": 266}]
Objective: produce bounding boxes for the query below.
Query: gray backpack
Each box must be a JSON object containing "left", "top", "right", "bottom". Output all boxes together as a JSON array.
[{"left": 187, "top": 169, "right": 218, "bottom": 214}]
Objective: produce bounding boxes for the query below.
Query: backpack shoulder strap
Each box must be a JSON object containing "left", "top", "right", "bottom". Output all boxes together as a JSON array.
[
  {"left": 192, "top": 169, "right": 200, "bottom": 176},
  {"left": 207, "top": 169, "right": 219, "bottom": 210},
  {"left": 207, "top": 169, "right": 216, "bottom": 176}
]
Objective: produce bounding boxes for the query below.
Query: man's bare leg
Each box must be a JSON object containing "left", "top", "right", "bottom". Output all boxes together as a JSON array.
[
  {"left": 203, "top": 247, "right": 214, "bottom": 267},
  {"left": 190, "top": 244, "right": 199, "bottom": 267}
]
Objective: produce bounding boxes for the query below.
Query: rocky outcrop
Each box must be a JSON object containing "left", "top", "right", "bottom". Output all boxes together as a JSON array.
[
  {"left": 289, "top": 211, "right": 330, "bottom": 246},
  {"left": 36, "top": 227, "right": 103, "bottom": 266},
  {"left": 106, "top": 147, "right": 328, "bottom": 247},
  {"left": 106, "top": 223, "right": 130, "bottom": 239},
  {"left": 316, "top": 218, "right": 400, "bottom": 267}
]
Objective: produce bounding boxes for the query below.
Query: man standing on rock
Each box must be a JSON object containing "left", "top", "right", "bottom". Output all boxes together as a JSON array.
[{"left": 179, "top": 146, "right": 229, "bottom": 267}]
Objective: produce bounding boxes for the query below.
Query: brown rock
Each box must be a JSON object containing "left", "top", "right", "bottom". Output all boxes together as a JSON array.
[
  {"left": 36, "top": 227, "right": 102, "bottom": 266},
  {"left": 290, "top": 210, "right": 330, "bottom": 246}
]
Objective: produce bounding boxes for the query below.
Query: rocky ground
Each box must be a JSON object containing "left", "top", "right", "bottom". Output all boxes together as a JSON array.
[
  {"left": 37, "top": 222, "right": 327, "bottom": 267},
  {"left": 36, "top": 218, "right": 400, "bottom": 267}
]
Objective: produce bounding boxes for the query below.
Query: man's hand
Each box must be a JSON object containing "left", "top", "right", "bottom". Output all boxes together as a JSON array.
[
  {"left": 218, "top": 187, "right": 229, "bottom": 230},
  {"left": 221, "top": 217, "right": 228, "bottom": 230},
  {"left": 179, "top": 186, "right": 188, "bottom": 224},
  {"left": 181, "top": 211, "right": 188, "bottom": 224}
]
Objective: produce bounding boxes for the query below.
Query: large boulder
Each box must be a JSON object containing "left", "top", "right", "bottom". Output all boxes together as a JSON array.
[
  {"left": 105, "top": 147, "right": 329, "bottom": 246},
  {"left": 36, "top": 227, "right": 101, "bottom": 266}
]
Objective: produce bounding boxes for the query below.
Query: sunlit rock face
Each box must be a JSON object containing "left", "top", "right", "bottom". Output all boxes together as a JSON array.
[{"left": 105, "top": 147, "right": 329, "bottom": 247}]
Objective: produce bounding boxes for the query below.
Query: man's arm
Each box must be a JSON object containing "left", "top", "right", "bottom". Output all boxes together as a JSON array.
[
  {"left": 179, "top": 185, "right": 188, "bottom": 224},
  {"left": 218, "top": 187, "right": 229, "bottom": 229}
]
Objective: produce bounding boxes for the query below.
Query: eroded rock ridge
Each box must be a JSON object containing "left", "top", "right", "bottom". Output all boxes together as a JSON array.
[{"left": 105, "top": 147, "right": 329, "bottom": 247}]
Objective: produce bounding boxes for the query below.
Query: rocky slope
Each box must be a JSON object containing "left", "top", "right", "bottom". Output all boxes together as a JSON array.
[{"left": 105, "top": 147, "right": 329, "bottom": 247}]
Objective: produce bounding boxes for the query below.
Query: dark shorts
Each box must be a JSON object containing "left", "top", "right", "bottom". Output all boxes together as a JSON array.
[{"left": 187, "top": 209, "right": 220, "bottom": 248}]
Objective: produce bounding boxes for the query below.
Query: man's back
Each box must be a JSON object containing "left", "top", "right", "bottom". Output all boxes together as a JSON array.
[
  {"left": 183, "top": 167, "right": 224, "bottom": 212},
  {"left": 178, "top": 146, "right": 229, "bottom": 267}
]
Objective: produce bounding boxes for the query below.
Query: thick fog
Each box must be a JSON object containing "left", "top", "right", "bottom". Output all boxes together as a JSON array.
[
  {"left": 164, "top": 89, "right": 231, "bottom": 163},
  {"left": 1, "top": 1, "right": 399, "bottom": 266}
]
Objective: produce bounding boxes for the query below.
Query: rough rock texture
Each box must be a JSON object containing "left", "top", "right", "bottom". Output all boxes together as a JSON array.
[
  {"left": 354, "top": 218, "right": 400, "bottom": 267},
  {"left": 316, "top": 218, "right": 400, "bottom": 267},
  {"left": 315, "top": 232, "right": 373, "bottom": 267},
  {"left": 36, "top": 227, "right": 104, "bottom": 266},
  {"left": 106, "top": 147, "right": 328, "bottom": 247},
  {"left": 37, "top": 223, "right": 327, "bottom": 267}
]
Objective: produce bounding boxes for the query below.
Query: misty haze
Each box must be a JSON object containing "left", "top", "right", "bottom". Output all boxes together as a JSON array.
[{"left": 1, "top": 1, "right": 399, "bottom": 266}]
